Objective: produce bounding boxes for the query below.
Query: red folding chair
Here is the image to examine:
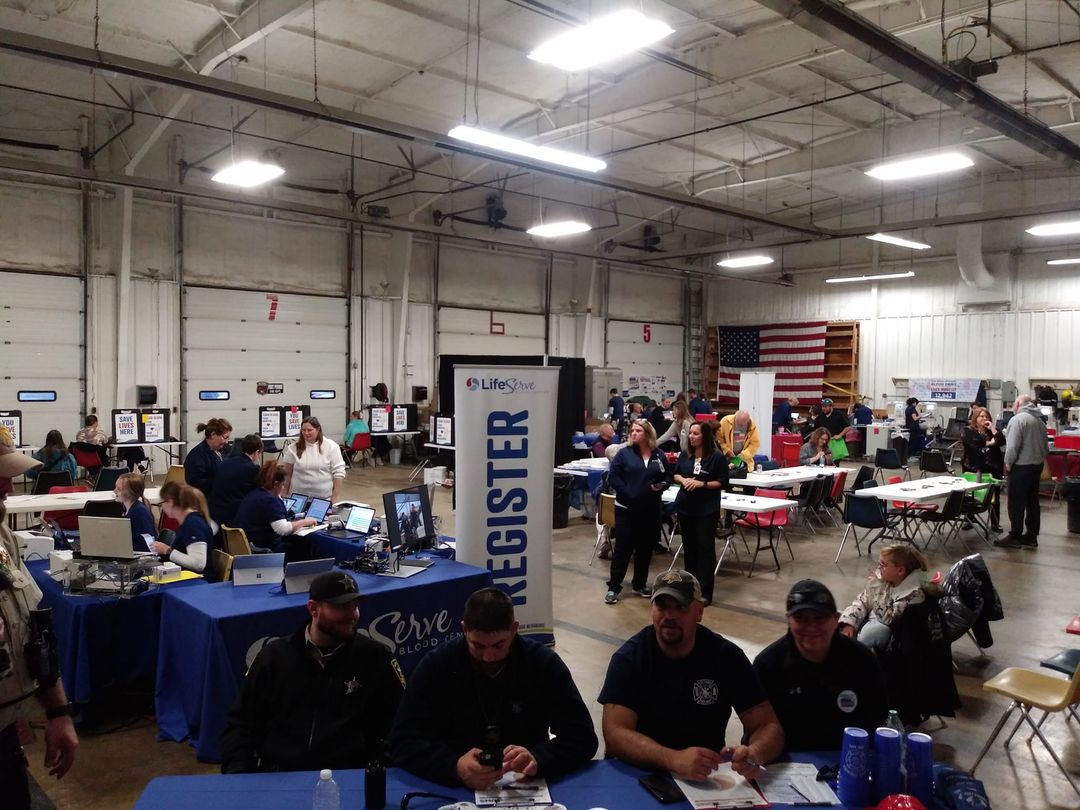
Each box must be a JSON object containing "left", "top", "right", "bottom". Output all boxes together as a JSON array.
[
  {"left": 1067, "top": 453, "right": 1080, "bottom": 479},
  {"left": 1045, "top": 454, "right": 1066, "bottom": 505},
  {"left": 42, "top": 484, "right": 90, "bottom": 531},
  {"left": 734, "top": 488, "right": 794, "bottom": 577},
  {"left": 824, "top": 469, "right": 848, "bottom": 526}
]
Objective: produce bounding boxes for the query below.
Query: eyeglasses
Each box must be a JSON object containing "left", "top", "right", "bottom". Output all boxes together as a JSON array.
[{"left": 400, "top": 791, "right": 458, "bottom": 810}]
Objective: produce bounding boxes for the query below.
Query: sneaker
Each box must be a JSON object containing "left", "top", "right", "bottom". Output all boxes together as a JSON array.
[
  {"left": 1020, "top": 535, "right": 1038, "bottom": 549},
  {"left": 993, "top": 534, "right": 1022, "bottom": 549},
  {"left": 604, "top": 590, "right": 619, "bottom": 605},
  {"left": 632, "top": 585, "right": 653, "bottom": 598}
]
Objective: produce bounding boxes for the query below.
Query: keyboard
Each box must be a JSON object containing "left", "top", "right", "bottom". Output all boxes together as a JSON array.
[{"left": 294, "top": 523, "right": 329, "bottom": 537}]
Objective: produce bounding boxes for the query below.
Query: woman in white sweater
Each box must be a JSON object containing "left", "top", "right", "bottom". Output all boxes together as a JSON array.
[{"left": 282, "top": 417, "right": 346, "bottom": 501}]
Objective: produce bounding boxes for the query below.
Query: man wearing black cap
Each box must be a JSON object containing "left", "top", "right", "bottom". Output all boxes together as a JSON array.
[
  {"left": 599, "top": 570, "right": 783, "bottom": 782},
  {"left": 220, "top": 570, "right": 404, "bottom": 773},
  {"left": 812, "top": 398, "right": 849, "bottom": 439},
  {"left": 753, "top": 580, "right": 887, "bottom": 752}
]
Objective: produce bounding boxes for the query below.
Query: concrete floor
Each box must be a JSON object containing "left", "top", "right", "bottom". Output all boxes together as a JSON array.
[{"left": 23, "top": 460, "right": 1080, "bottom": 809}]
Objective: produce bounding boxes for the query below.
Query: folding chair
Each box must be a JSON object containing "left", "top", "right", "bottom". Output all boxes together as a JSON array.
[
  {"left": 70, "top": 442, "right": 105, "bottom": 482},
  {"left": 823, "top": 469, "right": 848, "bottom": 526},
  {"left": 81, "top": 499, "right": 125, "bottom": 519},
  {"left": 919, "top": 450, "right": 952, "bottom": 478},
  {"left": 213, "top": 549, "right": 235, "bottom": 583},
  {"left": 846, "top": 465, "right": 875, "bottom": 494},
  {"left": 346, "top": 432, "right": 375, "bottom": 468},
  {"left": 164, "top": 465, "right": 186, "bottom": 486},
  {"left": 93, "top": 465, "right": 127, "bottom": 492},
  {"left": 794, "top": 475, "right": 828, "bottom": 535},
  {"left": 914, "top": 490, "right": 966, "bottom": 553},
  {"left": 589, "top": 493, "right": 616, "bottom": 566},
  {"left": 221, "top": 525, "right": 254, "bottom": 556},
  {"left": 41, "top": 484, "right": 89, "bottom": 531},
  {"left": 835, "top": 488, "right": 897, "bottom": 562},
  {"left": 31, "top": 470, "right": 73, "bottom": 495},
  {"left": 734, "top": 488, "right": 793, "bottom": 577},
  {"left": 874, "top": 448, "right": 909, "bottom": 482},
  {"left": 1044, "top": 454, "right": 1065, "bottom": 506}
]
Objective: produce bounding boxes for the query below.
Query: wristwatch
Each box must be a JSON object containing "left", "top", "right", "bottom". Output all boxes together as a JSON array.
[{"left": 45, "top": 703, "right": 74, "bottom": 720}]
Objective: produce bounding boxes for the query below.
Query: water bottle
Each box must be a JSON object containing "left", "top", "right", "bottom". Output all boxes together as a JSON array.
[
  {"left": 365, "top": 755, "right": 387, "bottom": 809},
  {"left": 312, "top": 769, "right": 341, "bottom": 810},
  {"left": 885, "top": 710, "right": 908, "bottom": 791}
]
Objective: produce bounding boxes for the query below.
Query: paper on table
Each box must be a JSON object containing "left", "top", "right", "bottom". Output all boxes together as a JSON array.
[
  {"left": 755, "top": 762, "right": 839, "bottom": 805},
  {"left": 673, "top": 764, "right": 766, "bottom": 809},
  {"left": 474, "top": 775, "right": 552, "bottom": 807}
]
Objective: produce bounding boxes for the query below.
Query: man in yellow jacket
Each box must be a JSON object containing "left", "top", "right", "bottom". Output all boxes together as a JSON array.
[{"left": 717, "top": 410, "right": 761, "bottom": 468}]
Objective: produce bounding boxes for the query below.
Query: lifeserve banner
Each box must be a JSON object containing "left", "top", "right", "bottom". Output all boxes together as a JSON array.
[{"left": 454, "top": 365, "right": 558, "bottom": 643}]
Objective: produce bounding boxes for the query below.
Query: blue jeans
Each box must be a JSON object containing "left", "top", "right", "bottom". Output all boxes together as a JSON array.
[{"left": 857, "top": 617, "right": 893, "bottom": 652}]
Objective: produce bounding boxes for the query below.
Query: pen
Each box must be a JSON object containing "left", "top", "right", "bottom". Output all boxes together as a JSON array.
[{"left": 719, "top": 748, "right": 767, "bottom": 772}]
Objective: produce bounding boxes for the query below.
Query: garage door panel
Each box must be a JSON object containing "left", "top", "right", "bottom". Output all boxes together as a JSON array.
[
  {"left": 185, "top": 350, "right": 345, "bottom": 379},
  {"left": 436, "top": 306, "right": 546, "bottom": 357},
  {"left": 184, "top": 321, "right": 344, "bottom": 350},
  {"left": 604, "top": 319, "right": 683, "bottom": 400},
  {"left": 186, "top": 287, "right": 347, "bottom": 324},
  {"left": 5, "top": 308, "right": 82, "bottom": 346}
]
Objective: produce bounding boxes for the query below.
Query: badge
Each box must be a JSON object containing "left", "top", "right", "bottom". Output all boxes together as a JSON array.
[
  {"left": 837, "top": 689, "right": 859, "bottom": 713},
  {"left": 692, "top": 678, "right": 718, "bottom": 706}
]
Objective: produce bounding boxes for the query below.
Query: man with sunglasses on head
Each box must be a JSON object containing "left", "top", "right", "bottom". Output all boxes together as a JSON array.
[
  {"left": 389, "top": 587, "right": 597, "bottom": 789},
  {"left": 753, "top": 580, "right": 887, "bottom": 752}
]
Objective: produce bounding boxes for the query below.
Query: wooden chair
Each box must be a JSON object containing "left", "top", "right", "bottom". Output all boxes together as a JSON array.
[
  {"left": 590, "top": 493, "right": 616, "bottom": 566},
  {"left": 221, "top": 525, "right": 253, "bottom": 557},
  {"left": 164, "top": 465, "right": 186, "bottom": 485},
  {"left": 213, "top": 549, "right": 235, "bottom": 583}
]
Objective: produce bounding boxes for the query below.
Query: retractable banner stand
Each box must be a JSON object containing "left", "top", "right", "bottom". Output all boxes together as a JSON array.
[{"left": 454, "top": 365, "right": 559, "bottom": 644}]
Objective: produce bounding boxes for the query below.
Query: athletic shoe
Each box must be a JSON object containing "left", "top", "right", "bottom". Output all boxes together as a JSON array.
[
  {"left": 993, "top": 535, "right": 1022, "bottom": 549},
  {"left": 604, "top": 590, "right": 619, "bottom": 605},
  {"left": 632, "top": 585, "right": 653, "bottom": 598}
]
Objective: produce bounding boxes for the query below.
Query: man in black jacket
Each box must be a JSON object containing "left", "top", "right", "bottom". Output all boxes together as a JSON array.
[
  {"left": 389, "top": 587, "right": 597, "bottom": 788},
  {"left": 220, "top": 571, "right": 404, "bottom": 773}
]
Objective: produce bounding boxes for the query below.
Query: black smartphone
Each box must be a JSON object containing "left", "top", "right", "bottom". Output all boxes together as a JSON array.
[{"left": 638, "top": 774, "right": 685, "bottom": 804}]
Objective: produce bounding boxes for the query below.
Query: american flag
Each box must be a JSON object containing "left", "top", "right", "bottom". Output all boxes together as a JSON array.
[{"left": 714, "top": 322, "right": 827, "bottom": 402}]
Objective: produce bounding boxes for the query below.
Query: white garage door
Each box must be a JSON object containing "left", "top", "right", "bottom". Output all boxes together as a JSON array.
[
  {"left": 437, "top": 306, "right": 546, "bottom": 356},
  {"left": 183, "top": 287, "right": 348, "bottom": 444},
  {"left": 606, "top": 319, "right": 684, "bottom": 401},
  {"left": 0, "top": 271, "right": 83, "bottom": 447}
]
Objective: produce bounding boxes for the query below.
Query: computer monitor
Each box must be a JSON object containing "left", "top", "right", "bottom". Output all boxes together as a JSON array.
[
  {"left": 944, "top": 418, "right": 966, "bottom": 440},
  {"left": 954, "top": 406, "right": 970, "bottom": 422},
  {"left": 345, "top": 505, "right": 376, "bottom": 534},
  {"left": 306, "top": 498, "right": 331, "bottom": 523},
  {"left": 382, "top": 486, "right": 435, "bottom": 553}
]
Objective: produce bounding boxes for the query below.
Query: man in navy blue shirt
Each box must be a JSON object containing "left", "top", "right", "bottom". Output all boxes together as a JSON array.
[
  {"left": 688, "top": 389, "right": 712, "bottom": 416},
  {"left": 209, "top": 434, "right": 262, "bottom": 527},
  {"left": 608, "top": 388, "right": 625, "bottom": 422}
]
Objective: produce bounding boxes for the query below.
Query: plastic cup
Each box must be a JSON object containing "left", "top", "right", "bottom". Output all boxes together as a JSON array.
[
  {"left": 905, "top": 732, "right": 934, "bottom": 806},
  {"left": 837, "top": 727, "right": 871, "bottom": 807},
  {"left": 873, "top": 727, "right": 904, "bottom": 801}
]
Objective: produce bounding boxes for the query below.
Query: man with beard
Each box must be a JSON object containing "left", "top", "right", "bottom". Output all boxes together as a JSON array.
[
  {"left": 220, "top": 571, "right": 404, "bottom": 773},
  {"left": 389, "top": 587, "right": 597, "bottom": 788},
  {"left": 599, "top": 570, "right": 783, "bottom": 781}
]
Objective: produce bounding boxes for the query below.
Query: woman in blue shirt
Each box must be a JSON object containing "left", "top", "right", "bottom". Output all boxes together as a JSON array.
[
  {"left": 28, "top": 430, "right": 77, "bottom": 482},
  {"left": 152, "top": 482, "right": 213, "bottom": 574},
  {"left": 233, "top": 461, "right": 317, "bottom": 560},
  {"left": 184, "top": 417, "right": 232, "bottom": 498},
  {"left": 113, "top": 472, "right": 156, "bottom": 551},
  {"left": 671, "top": 421, "right": 728, "bottom": 605}
]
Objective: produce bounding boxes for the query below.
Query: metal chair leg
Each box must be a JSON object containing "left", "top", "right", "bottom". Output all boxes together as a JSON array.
[
  {"left": 1020, "top": 705, "right": 1080, "bottom": 798},
  {"left": 971, "top": 700, "right": 1018, "bottom": 774}
]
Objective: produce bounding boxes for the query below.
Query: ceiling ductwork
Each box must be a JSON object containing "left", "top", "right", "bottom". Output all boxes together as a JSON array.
[
  {"left": 750, "top": 0, "right": 1080, "bottom": 167},
  {"left": 956, "top": 221, "right": 995, "bottom": 290}
]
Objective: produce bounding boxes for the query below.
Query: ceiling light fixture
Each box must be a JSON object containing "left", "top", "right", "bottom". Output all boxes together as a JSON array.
[
  {"left": 1047, "top": 258, "right": 1080, "bottom": 265},
  {"left": 527, "top": 220, "right": 592, "bottom": 238},
  {"left": 865, "top": 152, "right": 973, "bottom": 181},
  {"left": 527, "top": 9, "right": 675, "bottom": 72},
  {"left": 717, "top": 255, "right": 774, "bottom": 268},
  {"left": 447, "top": 125, "right": 606, "bottom": 173},
  {"left": 1026, "top": 220, "right": 1080, "bottom": 237},
  {"left": 865, "top": 233, "right": 932, "bottom": 250},
  {"left": 825, "top": 271, "right": 915, "bottom": 284},
  {"left": 211, "top": 159, "right": 285, "bottom": 188}
]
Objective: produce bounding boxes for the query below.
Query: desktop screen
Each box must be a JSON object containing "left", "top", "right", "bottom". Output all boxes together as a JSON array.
[
  {"left": 954, "top": 406, "right": 970, "bottom": 422},
  {"left": 382, "top": 486, "right": 435, "bottom": 553}
]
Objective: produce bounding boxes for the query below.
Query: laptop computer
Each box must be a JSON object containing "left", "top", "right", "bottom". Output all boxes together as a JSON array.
[
  {"left": 283, "top": 557, "right": 335, "bottom": 595},
  {"left": 233, "top": 552, "right": 285, "bottom": 586},
  {"left": 294, "top": 497, "right": 333, "bottom": 536},
  {"left": 77, "top": 516, "right": 137, "bottom": 560},
  {"left": 321, "top": 505, "right": 376, "bottom": 540},
  {"left": 288, "top": 493, "right": 311, "bottom": 515}
]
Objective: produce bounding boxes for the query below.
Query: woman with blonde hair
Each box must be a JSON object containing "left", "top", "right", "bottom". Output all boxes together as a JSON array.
[
  {"left": 656, "top": 400, "right": 694, "bottom": 453},
  {"left": 113, "top": 472, "right": 155, "bottom": 551},
  {"left": 282, "top": 416, "right": 346, "bottom": 502},
  {"left": 152, "top": 483, "right": 213, "bottom": 574},
  {"left": 838, "top": 543, "right": 930, "bottom": 652}
]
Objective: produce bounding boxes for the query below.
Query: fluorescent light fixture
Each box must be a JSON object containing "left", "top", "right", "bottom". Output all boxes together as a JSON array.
[
  {"left": 1047, "top": 257, "right": 1080, "bottom": 265},
  {"left": 1026, "top": 220, "right": 1080, "bottom": 237},
  {"left": 527, "top": 220, "right": 592, "bottom": 238},
  {"left": 717, "top": 255, "right": 774, "bottom": 268},
  {"left": 211, "top": 159, "right": 285, "bottom": 188},
  {"left": 866, "top": 233, "right": 932, "bottom": 250},
  {"left": 825, "top": 271, "right": 915, "bottom": 284},
  {"left": 865, "top": 152, "right": 973, "bottom": 181},
  {"left": 447, "top": 125, "right": 606, "bottom": 173},
  {"left": 527, "top": 9, "right": 674, "bottom": 72}
]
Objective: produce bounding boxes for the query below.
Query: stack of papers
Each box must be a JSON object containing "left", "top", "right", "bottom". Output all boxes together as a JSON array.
[
  {"left": 475, "top": 776, "right": 552, "bottom": 807},
  {"left": 755, "top": 762, "right": 840, "bottom": 806},
  {"left": 673, "top": 764, "right": 767, "bottom": 809}
]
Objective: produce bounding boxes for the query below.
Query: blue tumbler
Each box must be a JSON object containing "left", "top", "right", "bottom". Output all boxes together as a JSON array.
[
  {"left": 905, "top": 732, "right": 934, "bottom": 806},
  {"left": 873, "top": 727, "right": 904, "bottom": 801},
  {"left": 837, "top": 727, "right": 871, "bottom": 807}
]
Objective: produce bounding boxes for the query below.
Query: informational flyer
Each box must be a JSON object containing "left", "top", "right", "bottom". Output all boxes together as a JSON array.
[
  {"left": 371, "top": 407, "right": 390, "bottom": 433},
  {"left": 0, "top": 411, "right": 22, "bottom": 447},
  {"left": 392, "top": 406, "right": 409, "bottom": 432},
  {"left": 260, "top": 409, "right": 282, "bottom": 438},
  {"left": 435, "top": 416, "right": 452, "bottom": 446},
  {"left": 143, "top": 411, "right": 166, "bottom": 443},
  {"left": 283, "top": 408, "right": 303, "bottom": 436},
  {"left": 113, "top": 411, "right": 139, "bottom": 443}
]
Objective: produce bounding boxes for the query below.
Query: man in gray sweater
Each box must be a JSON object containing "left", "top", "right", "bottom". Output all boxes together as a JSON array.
[{"left": 995, "top": 395, "right": 1049, "bottom": 549}]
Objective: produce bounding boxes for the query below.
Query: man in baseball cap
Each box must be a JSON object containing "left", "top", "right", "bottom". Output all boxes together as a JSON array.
[
  {"left": 221, "top": 570, "right": 404, "bottom": 774},
  {"left": 753, "top": 580, "right": 887, "bottom": 752},
  {"left": 599, "top": 570, "right": 782, "bottom": 783}
]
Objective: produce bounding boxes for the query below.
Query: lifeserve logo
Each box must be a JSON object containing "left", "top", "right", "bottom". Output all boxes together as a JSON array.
[{"left": 465, "top": 376, "right": 537, "bottom": 394}]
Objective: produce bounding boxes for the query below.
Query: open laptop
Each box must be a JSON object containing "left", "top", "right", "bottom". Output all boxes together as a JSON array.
[
  {"left": 321, "top": 505, "right": 376, "bottom": 540},
  {"left": 232, "top": 552, "right": 285, "bottom": 586},
  {"left": 283, "top": 557, "right": 335, "bottom": 594},
  {"left": 77, "top": 516, "right": 139, "bottom": 560},
  {"left": 287, "top": 493, "right": 311, "bottom": 515},
  {"left": 294, "top": 497, "right": 332, "bottom": 536}
]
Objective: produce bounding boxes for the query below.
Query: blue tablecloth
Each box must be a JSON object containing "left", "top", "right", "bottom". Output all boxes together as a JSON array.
[
  {"left": 155, "top": 558, "right": 492, "bottom": 762},
  {"left": 310, "top": 532, "right": 456, "bottom": 564},
  {"left": 28, "top": 560, "right": 205, "bottom": 705},
  {"left": 134, "top": 756, "right": 848, "bottom": 810}
]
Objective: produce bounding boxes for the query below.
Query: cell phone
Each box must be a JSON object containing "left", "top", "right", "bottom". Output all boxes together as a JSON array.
[
  {"left": 478, "top": 748, "right": 502, "bottom": 767},
  {"left": 638, "top": 774, "right": 684, "bottom": 804}
]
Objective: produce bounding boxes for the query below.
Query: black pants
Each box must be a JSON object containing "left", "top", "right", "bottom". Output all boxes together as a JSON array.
[
  {"left": 0, "top": 723, "right": 30, "bottom": 810},
  {"left": 608, "top": 501, "right": 660, "bottom": 593},
  {"left": 1007, "top": 463, "right": 1042, "bottom": 538},
  {"left": 679, "top": 511, "right": 719, "bottom": 602}
]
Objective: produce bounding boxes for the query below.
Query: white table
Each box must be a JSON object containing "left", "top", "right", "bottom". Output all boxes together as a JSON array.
[
  {"left": 554, "top": 458, "right": 609, "bottom": 477},
  {"left": 743, "top": 465, "right": 844, "bottom": 489},
  {"left": 854, "top": 476, "right": 989, "bottom": 545},
  {"left": 423, "top": 443, "right": 455, "bottom": 451},
  {"left": 6, "top": 487, "right": 163, "bottom": 516},
  {"left": 16, "top": 445, "right": 39, "bottom": 455}
]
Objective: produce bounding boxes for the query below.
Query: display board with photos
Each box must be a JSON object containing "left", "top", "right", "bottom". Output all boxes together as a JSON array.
[{"left": 0, "top": 410, "right": 22, "bottom": 447}]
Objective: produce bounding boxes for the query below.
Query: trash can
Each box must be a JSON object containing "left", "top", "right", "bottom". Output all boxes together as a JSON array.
[
  {"left": 1064, "top": 477, "right": 1080, "bottom": 533},
  {"left": 553, "top": 473, "right": 573, "bottom": 529},
  {"left": 388, "top": 448, "right": 402, "bottom": 465}
]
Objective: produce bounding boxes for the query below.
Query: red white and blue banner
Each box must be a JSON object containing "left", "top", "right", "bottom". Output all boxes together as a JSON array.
[
  {"left": 715, "top": 322, "right": 827, "bottom": 402},
  {"left": 454, "top": 365, "right": 558, "bottom": 644}
]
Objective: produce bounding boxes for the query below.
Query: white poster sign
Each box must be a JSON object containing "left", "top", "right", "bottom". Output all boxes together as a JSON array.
[
  {"left": 371, "top": 407, "right": 390, "bottom": 433},
  {"left": 455, "top": 366, "right": 558, "bottom": 643},
  {"left": 739, "top": 372, "right": 775, "bottom": 460},
  {"left": 283, "top": 408, "right": 303, "bottom": 437},
  {"left": 260, "top": 409, "right": 281, "bottom": 438},
  {"left": 435, "top": 416, "right": 453, "bottom": 446},
  {"left": 0, "top": 413, "right": 21, "bottom": 447},
  {"left": 392, "top": 406, "right": 408, "bottom": 432},
  {"left": 143, "top": 412, "right": 165, "bottom": 443},
  {"left": 909, "top": 378, "right": 981, "bottom": 402},
  {"left": 113, "top": 411, "right": 139, "bottom": 443}
]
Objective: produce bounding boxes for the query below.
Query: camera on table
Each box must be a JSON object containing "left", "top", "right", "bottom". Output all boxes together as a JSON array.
[{"left": 478, "top": 723, "right": 502, "bottom": 767}]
